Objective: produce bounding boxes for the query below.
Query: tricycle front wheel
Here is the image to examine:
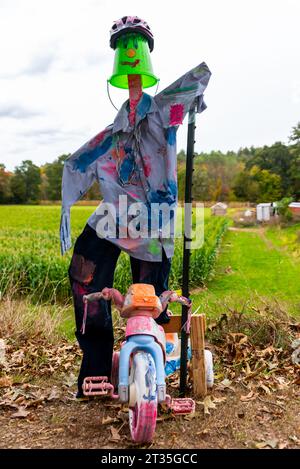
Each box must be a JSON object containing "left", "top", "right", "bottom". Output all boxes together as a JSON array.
[{"left": 128, "top": 352, "right": 158, "bottom": 443}]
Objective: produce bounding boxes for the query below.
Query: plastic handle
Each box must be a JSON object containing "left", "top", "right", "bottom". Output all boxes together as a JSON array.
[{"left": 83, "top": 292, "right": 103, "bottom": 303}]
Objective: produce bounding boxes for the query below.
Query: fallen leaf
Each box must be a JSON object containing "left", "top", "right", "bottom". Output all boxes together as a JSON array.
[
  {"left": 196, "top": 429, "right": 209, "bottom": 436},
  {"left": 25, "top": 398, "right": 45, "bottom": 408},
  {"left": 0, "top": 376, "right": 13, "bottom": 388},
  {"left": 255, "top": 441, "right": 268, "bottom": 449},
  {"left": 266, "top": 439, "right": 279, "bottom": 449},
  {"left": 198, "top": 396, "right": 216, "bottom": 415},
  {"left": 212, "top": 396, "right": 227, "bottom": 403},
  {"left": 53, "top": 428, "right": 64, "bottom": 434},
  {"left": 278, "top": 442, "right": 289, "bottom": 449},
  {"left": 117, "top": 410, "right": 129, "bottom": 422},
  {"left": 184, "top": 411, "right": 200, "bottom": 421},
  {"left": 109, "top": 425, "right": 121, "bottom": 441},
  {"left": 220, "top": 378, "right": 232, "bottom": 387},
  {"left": 289, "top": 435, "right": 300, "bottom": 444},
  {"left": 255, "top": 439, "right": 278, "bottom": 449},
  {"left": 240, "top": 391, "right": 257, "bottom": 402},
  {"left": 102, "top": 416, "right": 119, "bottom": 425},
  {"left": 47, "top": 387, "right": 61, "bottom": 401},
  {"left": 216, "top": 379, "right": 235, "bottom": 391},
  {"left": 64, "top": 373, "right": 77, "bottom": 388},
  {"left": 244, "top": 363, "right": 267, "bottom": 381},
  {"left": 259, "top": 384, "right": 272, "bottom": 395},
  {"left": 11, "top": 407, "right": 30, "bottom": 419}
]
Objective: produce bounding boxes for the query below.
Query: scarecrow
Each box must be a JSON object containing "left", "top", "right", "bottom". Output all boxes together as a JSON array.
[{"left": 60, "top": 16, "right": 211, "bottom": 398}]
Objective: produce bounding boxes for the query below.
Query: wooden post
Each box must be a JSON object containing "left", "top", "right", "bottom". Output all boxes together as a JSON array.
[{"left": 191, "top": 314, "right": 207, "bottom": 397}]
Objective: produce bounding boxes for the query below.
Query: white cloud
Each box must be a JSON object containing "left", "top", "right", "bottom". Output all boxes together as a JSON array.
[{"left": 0, "top": 0, "right": 299, "bottom": 170}]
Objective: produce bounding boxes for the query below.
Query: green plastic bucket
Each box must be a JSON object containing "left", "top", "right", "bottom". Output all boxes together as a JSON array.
[{"left": 108, "top": 33, "right": 159, "bottom": 89}]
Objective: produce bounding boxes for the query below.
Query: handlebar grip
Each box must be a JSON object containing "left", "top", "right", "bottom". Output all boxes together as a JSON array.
[{"left": 83, "top": 292, "right": 103, "bottom": 303}]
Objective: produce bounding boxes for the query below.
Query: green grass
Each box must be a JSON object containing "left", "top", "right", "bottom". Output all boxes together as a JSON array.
[
  {"left": 191, "top": 224, "right": 300, "bottom": 318},
  {"left": 2, "top": 204, "right": 299, "bottom": 340},
  {"left": 265, "top": 223, "right": 300, "bottom": 256}
]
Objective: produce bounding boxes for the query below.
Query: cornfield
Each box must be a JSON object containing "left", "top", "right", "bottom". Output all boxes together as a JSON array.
[{"left": 0, "top": 205, "right": 227, "bottom": 302}]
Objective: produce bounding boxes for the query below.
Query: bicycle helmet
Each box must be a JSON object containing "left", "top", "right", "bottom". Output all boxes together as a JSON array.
[{"left": 110, "top": 16, "right": 154, "bottom": 52}]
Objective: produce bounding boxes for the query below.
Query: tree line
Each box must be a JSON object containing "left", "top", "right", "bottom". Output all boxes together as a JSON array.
[
  {"left": 178, "top": 122, "right": 300, "bottom": 203},
  {"left": 1, "top": 123, "right": 300, "bottom": 204}
]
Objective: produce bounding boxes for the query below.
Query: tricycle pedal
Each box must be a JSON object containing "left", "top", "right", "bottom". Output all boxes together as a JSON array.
[
  {"left": 82, "top": 376, "right": 114, "bottom": 396},
  {"left": 166, "top": 396, "right": 195, "bottom": 415}
]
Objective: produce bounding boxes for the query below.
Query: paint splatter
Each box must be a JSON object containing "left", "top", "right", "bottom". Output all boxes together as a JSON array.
[
  {"left": 88, "top": 130, "right": 107, "bottom": 149},
  {"left": 142, "top": 155, "right": 151, "bottom": 177},
  {"left": 118, "top": 238, "right": 141, "bottom": 251},
  {"left": 119, "top": 157, "right": 135, "bottom": 185},
  {"left": 118, "top": 148, "right": 136, "bottom": 186},
  {"left": 102, "top": 161, "right": 117, "bottom": 176},
  {"left": 143, "top": 357, "right": 157, "bottom": 402},
  {"left": 163, "top": 84, "right": 198, "bottom": 96},
  {"left": 72, "top": 281, "right": 88, "bottom": 297},
  {"left": 169, "top": 103, "right": 184, "bottom": 126},
  {"left": 148, "top": 239, "right": 161, "bottom": 256},
  {"left": 149, "top": 180, "right": 177, "bottom": 205},
  {"left": 111, "top": 145, "right": 126, "bottom": 161},
  {"left": 137, "top": 93, "right": 151, "bottom": 119},
  {"left": 166, "top": 127, "right": 176, "bottom": 145},
  {"left": 127, "top": 190, "right": 139, "bottom": 199},
  {"left": 73, "top": 135, "right": 113, "bottom": 173},
  {"left": 157, "top": 146, "right": 167, "bottom": 158},
  {"left": 69, "top": 254, "right": 96, "bottom": 284}
]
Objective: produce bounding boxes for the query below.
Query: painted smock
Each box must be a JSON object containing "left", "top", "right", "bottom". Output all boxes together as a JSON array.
[{"left": 60, "top": 63, "right": 211, "bottom": 261}]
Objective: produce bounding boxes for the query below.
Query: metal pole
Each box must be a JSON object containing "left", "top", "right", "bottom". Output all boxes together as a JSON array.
[{"left": 179, "top": 106, "right": 196, "bottom": 396}]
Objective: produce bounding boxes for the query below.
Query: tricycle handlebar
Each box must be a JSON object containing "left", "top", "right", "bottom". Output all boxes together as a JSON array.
[{"left": 83, "top": 292, "right": 103, "bottom": 303}]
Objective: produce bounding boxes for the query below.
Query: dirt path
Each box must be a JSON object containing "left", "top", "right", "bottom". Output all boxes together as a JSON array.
[
  {"left": 0, "top": 382, "right": 299, "bottom": 449},
  {"left": 1, "top": 301, "right": 299, "bottom": 450},
  {"left": 228, "top": 227, "right": 260, "bottom": 233}
]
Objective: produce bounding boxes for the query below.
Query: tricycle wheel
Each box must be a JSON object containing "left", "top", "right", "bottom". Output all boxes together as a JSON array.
[
  {"left": 111, "top": 351, "right": 119, "bottom": 390},
  {"left": 205, "top": 349, "right": 214, "bottom": 388},
  {"left": 128, "top": 352, "right": 157, "bottom": 443}
]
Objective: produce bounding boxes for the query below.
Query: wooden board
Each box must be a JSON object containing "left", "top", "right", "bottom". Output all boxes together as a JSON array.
[
  {"left": 190, "top": 314, "right": 207, "bottom": 397},
  {"left": 162, "top": 315, "right": 182, "bottom": 333}
]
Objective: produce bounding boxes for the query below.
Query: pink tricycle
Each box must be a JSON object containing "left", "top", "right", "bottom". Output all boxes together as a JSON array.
[{"left": 81, "top": 283, "right": 196, "bottom": 443}]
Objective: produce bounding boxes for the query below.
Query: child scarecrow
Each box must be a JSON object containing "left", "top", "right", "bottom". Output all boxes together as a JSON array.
[{"left": 60, "top": 16, "right": 211, "bottom": 397}]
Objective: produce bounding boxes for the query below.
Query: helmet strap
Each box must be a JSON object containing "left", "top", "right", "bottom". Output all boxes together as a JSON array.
[{"left": 106, "top": 81, "right": 119, "bottom": 111}]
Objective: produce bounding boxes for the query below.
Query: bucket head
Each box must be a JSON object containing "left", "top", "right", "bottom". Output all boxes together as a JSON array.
[
  {"left": 108, "top": 33, "right": 159, "bottom": 89},
  {"left": 121, "top": 283, "right": 163, "bottom": 317}
]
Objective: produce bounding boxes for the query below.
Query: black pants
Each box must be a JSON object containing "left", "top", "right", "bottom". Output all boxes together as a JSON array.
[{"left": 69, "top": 224, "right": 171, "bottom": 394}]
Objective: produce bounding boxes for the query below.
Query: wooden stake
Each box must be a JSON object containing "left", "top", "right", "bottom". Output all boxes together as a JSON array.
[{"left": 191, "top": 314, "right": 207, "bottom": 397}]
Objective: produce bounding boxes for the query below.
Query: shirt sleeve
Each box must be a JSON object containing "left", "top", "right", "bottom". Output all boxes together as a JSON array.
[
  {"left": 60, "top": 128, "right": 112, "bottom": 255},
  {"left": 154, "top": 62, "right": 211, "bottom": 128}
]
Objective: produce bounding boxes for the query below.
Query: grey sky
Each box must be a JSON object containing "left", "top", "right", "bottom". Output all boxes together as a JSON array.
[{"left": 0, "top": 0, "right": 299, "bottom": 171}]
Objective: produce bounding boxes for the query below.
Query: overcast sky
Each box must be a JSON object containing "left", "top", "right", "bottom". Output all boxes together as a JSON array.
[{"left": 0, "top": 0, "right": 299, "bottom": 171}]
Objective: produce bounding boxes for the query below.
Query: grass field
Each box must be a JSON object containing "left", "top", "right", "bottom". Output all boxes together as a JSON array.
[
  {"left": 192, "top": 224, "right": 300, "bottom": 318},
  {"left": 0, "top": 205, "right": 227, "bottom": 303},
  {"left": 1, "top": 204, "right": 299, "bottom": 333}
]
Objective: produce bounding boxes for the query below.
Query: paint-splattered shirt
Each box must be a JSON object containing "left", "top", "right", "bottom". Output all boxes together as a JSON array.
[{"left": 60, "top": 62, "right": 211, "bottom": 261}]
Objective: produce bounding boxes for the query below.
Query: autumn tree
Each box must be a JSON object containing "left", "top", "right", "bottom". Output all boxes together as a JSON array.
[
  {"left": 10, "top": 160, "right": 41, "bottom": 204},
  {"left": 0, "top": 164, "right": 12, "bottom": 203}
]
